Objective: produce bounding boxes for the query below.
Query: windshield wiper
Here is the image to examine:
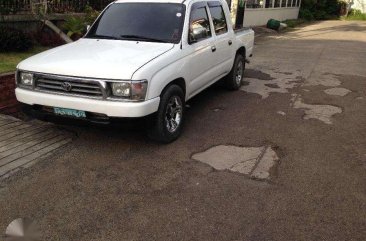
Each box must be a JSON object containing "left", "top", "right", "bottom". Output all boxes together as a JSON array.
[
  {"left": 120, "top": 35, "right": 168, "bottom": 43},
  {"left": 87, "top": 34, "right": 119, "bottom": 40}
]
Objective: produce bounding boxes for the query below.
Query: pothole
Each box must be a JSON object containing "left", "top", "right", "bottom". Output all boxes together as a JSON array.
[
  {"left": 324, "top": 88, "right": 351, "bottom": 96},
  {"left": 265, "top": 84, "right": 280, "bottom": 88},
  {"left": 191, "top": 145, "right": 279, "bottom": 180},
  {"left": 244, "top": 69, "right": 275, "bottom": 80},
  {"left": 241, "top": 68, "right": 302, "bottom": 99},
  {"left": 291, "top": 94, "right": 342, "bottom": 124},
  {"left": 305, "top": 73, "right": 341, "bottom": 87}
]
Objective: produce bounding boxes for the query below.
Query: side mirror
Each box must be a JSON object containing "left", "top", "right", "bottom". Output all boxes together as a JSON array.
[{"left": 86, "top": 25, "right": 91, "bottom": 31}]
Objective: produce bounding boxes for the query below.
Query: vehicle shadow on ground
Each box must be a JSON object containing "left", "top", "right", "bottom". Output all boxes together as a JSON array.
[{"left": 48, "top": 84, "right": 232, "bottom": 143}]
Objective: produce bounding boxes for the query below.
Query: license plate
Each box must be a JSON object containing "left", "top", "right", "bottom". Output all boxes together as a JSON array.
[{"left": 54, "top": 107, "right": 86, "bottom": 118}]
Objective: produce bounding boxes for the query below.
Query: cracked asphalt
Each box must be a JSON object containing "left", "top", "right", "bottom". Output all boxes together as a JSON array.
[{"left": 1, "top": 21, "right": 366, "bottom": 241}]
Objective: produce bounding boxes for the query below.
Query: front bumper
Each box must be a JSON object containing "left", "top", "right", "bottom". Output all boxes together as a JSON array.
[{"left": 15, "top": 88, "right": 160, "bottom": 118}]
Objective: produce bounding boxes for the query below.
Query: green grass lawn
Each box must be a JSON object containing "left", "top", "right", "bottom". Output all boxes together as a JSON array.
[
  {"left": 0, "top": 46, "right": 50, "bottom": 74},
  {"left": 341, "top": 9, "right": 366, "bottom": 21},
  {"left": 282, "top": 19, "right": 308, "bottom": 28},
  {"left": 344, "top": 13, "right": 366, "bottom": 21}
]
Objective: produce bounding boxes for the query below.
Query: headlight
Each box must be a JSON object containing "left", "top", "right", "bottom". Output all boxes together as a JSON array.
[
  {"left": 19, "top": 72, "right": 34, "bottom": 86},
  {"left": 111, "top": 80, "right": 147, "bottom": 101},
  {"left": 111, "top": 82, "right": 130, "bottom": 97}
]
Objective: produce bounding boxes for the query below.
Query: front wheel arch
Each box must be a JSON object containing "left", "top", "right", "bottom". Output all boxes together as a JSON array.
[{"left": 158, "top": 78, "right": 187, "bottom": 100}]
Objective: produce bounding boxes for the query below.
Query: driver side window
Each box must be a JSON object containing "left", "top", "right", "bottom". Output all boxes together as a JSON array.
[{"left": 189, "top": 2, "right": 212, "bottom": 44}]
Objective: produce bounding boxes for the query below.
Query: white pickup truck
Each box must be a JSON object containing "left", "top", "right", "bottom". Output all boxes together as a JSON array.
[{"left": 16, "top": 0, "right": 254, "bottom": 143}]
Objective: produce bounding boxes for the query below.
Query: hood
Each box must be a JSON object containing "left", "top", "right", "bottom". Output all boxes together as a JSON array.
[{"left": 18, "top": 38, "right": 174, "bottom": 80}]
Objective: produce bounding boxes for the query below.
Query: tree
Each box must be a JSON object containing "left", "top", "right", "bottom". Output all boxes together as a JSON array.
[{"left": 31, "top": 0, "right": 72, "bottom": 43}]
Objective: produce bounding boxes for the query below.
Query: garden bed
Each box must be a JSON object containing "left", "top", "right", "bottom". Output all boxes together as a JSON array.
[{"left": 0, "top": 72, "right": 21, "bottom": 117}]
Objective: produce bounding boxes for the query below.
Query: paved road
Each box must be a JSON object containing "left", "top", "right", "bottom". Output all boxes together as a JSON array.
[{"left": 1, "top": 21, "right": 366, "bottom": 241}]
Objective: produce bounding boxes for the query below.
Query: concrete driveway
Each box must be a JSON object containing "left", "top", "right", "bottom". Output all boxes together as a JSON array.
[{"left": 1, "top": 21, "right": 366, "bottom": 241}]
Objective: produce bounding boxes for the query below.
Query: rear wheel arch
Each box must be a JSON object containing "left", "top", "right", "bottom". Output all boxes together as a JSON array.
[{"left": 236, "top": 46, "right": 246, "bottom": 58}]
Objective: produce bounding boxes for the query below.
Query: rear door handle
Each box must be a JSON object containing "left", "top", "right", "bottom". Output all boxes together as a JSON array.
[
  {"left": 211, "top": 46, "right": 216, "bottom": 52},
  {"left": 228, "top": 40, "right": 232, "bottom": 45}
]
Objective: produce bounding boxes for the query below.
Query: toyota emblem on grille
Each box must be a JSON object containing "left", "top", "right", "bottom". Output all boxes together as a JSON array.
[{"left": 61, "top": 82, "right": 72, "bottom": 92}]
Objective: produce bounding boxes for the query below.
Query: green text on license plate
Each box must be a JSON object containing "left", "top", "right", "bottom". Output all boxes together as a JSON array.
[{"left": 54, "top": 107, "right": 86, "bottom": 118}]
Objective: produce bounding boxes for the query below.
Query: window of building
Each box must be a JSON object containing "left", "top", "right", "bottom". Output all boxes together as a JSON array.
[
  {"left": 246, "top": 0, "right": 301, "bottom": 8},
  {"left": 281, "top": 0, "right": 287, "bottom": 7},
  {"left": 246, "top": 0, "right": 264, "bottom": 8},
  {"left": 265, "top": 0, "right": 274, "bottom": 8}
]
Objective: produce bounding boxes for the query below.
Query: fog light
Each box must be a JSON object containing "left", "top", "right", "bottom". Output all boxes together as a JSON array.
[
  {"left": 20, "top": 72, "right": 33, "bottom": 86},
  {"left": 111, "top": 82, "right": 130, "bottom": 97}
]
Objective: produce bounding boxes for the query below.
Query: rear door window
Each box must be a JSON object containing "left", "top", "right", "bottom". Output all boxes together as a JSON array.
[{"left": 208, "top": 2, "right": 228, "bottom": 35}]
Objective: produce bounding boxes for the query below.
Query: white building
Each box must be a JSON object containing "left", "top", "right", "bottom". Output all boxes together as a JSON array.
[
  {"left": 228, "top": 0, "right": 301, "bottom": 27},
  {"left": 352, "top": 0, "right": 366, "bottom": 13}
]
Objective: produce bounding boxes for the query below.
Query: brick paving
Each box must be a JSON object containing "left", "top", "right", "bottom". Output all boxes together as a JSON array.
[{"left": 0, "top": 114, "right": 73, "bottom": 179}]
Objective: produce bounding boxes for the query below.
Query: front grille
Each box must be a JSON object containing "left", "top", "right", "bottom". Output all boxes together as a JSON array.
[{"left": 34, "top": 74, "right": 105, "bottom": 99}]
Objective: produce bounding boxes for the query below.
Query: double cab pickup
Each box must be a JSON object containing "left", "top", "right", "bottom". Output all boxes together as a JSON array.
[{"left": 16, "top": 0, "right": 254, "bottom": 142}]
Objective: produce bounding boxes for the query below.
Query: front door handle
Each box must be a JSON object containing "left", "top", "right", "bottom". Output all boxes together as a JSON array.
[
  {"left": 211, "top": 46, "right": 216, "bottom": 52},
  {"left": 228, "top": 40, "right": 233, "bottom": 45}
]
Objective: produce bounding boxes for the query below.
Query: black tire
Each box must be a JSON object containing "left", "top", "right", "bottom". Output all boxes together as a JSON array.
[
  {"left": 224, "top": 54, "right": 245, "bottom": 90},
  {"left": 147, "top": 84, "right": 185, "bottom": 143}
]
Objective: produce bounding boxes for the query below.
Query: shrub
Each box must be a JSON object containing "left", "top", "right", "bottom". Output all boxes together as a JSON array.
[
  {"left": 62, "top": 5, "right": 100, "bottom": 40},
  {"left": 346, "top": 9, "right": 366, "bottom": 20},
  {"left": 0, "top": 26, "right": 33, "bottom": 52},
  {"left": 299, "top": 9, "right": 314, "bottom": 21},
  {"left": 314, "top": 10, "right": 328, "bottom": 19},
  {"left": 84, "top": 5, "right": 100, "bottom": 25},
  {"left": 63, "top": 16, "right": 85, "bottom": 39},
  {"left": 300, "top": 0, "right": 343, "bottom": 20}
]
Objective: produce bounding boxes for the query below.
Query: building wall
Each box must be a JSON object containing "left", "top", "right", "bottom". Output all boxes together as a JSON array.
[{"left": 243, "top": 7, "right": 300, "bottom": 26}]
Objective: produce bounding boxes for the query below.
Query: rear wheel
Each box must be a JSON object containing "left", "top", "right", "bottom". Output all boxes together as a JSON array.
[
  {"left": 224, "top": 54, "right": 245, "bottom": 90},
  {"left": 147, "top": 85, "right": 185, "bottom": 143}
]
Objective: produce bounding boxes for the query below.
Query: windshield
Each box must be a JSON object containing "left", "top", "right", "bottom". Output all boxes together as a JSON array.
[{"left": 86, "top": 3, "right": 186, "bottom": 44}]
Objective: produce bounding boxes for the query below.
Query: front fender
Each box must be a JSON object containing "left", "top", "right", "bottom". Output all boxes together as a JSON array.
[{"left": 132, "top": 47, "right": 189, "bottom": 100}]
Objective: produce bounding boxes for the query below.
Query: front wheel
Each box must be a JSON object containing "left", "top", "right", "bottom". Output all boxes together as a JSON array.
[
  {"left": 224, "top": 54, "right": 245, "bottom": 90},
  {"left": 147, "top": 85, "right": 185, "bottom": 143}
]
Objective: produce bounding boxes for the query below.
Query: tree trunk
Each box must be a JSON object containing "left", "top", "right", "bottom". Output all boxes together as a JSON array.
[
  {"left": 345, "top": 0, "right": 352, "bottom": 16},
  {"left": 43, "top": 20, "right": 73, "bottom": 43}
]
